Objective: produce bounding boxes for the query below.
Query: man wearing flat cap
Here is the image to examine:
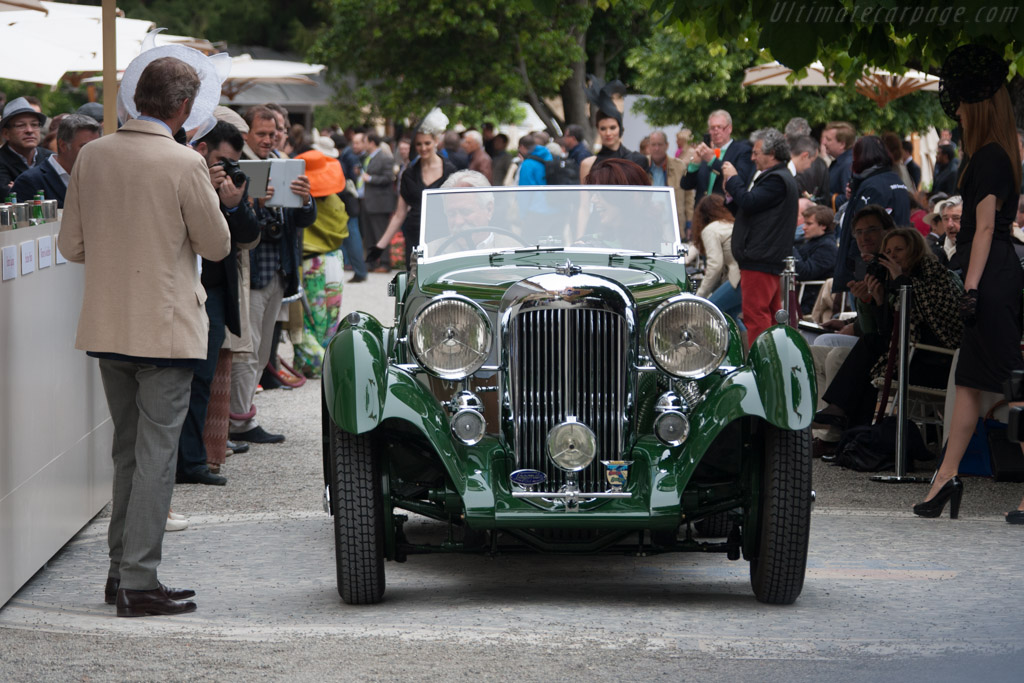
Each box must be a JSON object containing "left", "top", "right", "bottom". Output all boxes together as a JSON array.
[{"left": 0, "top": 96, "right": 53, "bottom": 189}]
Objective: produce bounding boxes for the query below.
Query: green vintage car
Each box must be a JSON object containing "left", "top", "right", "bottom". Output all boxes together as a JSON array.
[{"left": 321, "top": 185, "right": 815, "bottom": 606}]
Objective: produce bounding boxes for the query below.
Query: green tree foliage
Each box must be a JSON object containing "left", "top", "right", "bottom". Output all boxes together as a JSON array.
[
  {"left": 308, "top": 0, "right": 588, "bottom": 128},
  {"left": 628, "top": 29, "right": 947, "bottom": 135},
  {"left": 89, "top": 0, "right": 319, "bottom": 52},
  {"left": 0, "top": 79, "right": 87, "bottom": 118},
  {"left": 644, "top": 0, "right": 1024, "bottom": 124}
]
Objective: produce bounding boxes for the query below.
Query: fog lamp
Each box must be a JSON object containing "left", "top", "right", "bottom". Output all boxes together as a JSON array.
[
  {"left": 450, "top": 390, "right": 486, "bottom": 445},
  {"left": 546, "top": 418, "right": 597, "bottom": 472},
  {"left": 654, "top": 410, "right": 690, "bottom": 447}
]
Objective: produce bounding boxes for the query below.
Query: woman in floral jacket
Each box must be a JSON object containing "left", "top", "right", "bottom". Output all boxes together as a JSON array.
[{"left": 813, "top": 227, "right": 963, "bottom": 430}]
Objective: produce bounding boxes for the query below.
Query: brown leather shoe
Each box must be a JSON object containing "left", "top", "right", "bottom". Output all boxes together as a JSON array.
[
  {"left": 106, "top": 578, "right": 196, "bottom": 605},
  {"left": 116, "top": 587, "right": 197, "bottom": 617}
]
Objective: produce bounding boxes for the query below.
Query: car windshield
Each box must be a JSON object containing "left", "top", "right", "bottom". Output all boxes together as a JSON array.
[{"left": 419, "top": 186, "right": 680, "bottom": 260}]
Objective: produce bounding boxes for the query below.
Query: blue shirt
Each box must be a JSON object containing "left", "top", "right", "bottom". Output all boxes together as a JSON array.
[{"left": 137, "top": 115, "right": 173, "bottom": 137}]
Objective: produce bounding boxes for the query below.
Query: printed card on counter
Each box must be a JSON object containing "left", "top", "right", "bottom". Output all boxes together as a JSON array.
[
  {"left": 37, "top": 235, "right": 53, "bottom": 269},
  {"left": 21, "top": 240, "right": 35, "bottom": 275},
  {"left": 2, "top": 245, "right": 16, "bottom": 281},
  {"left": 55, "top": 240, "right": 67, "bottom": 265}
]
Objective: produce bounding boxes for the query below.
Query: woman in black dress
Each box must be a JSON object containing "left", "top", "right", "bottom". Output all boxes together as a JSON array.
[
  {"left": 367, "top": 110, "right": 456, "bottom": 268},
  {"left": 914, "top": 45, "right": 1024, "bottom": 520}
]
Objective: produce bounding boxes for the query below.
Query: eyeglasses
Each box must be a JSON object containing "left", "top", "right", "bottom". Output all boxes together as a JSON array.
[
  {"left": 852, "top": 226, "right": 884, "bottom": 237},
  {"left": 707, "top": 124, "right": 729, "bottom": 131}
]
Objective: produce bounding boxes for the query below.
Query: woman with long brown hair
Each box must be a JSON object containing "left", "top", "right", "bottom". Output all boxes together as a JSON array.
[
  {"left": 914, "top": 45, "right": 1024, "bottom": 520},
  {"left": 691, "top": 194, "right": 739, "bottom": 300}
]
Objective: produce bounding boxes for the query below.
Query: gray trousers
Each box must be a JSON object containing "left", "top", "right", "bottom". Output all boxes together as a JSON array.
[
  {"left": 229, "top": 275, "right": 284, "bottom": 432},
  {"left": 99, "top": 359, "right": 193, "bottom": 590}
]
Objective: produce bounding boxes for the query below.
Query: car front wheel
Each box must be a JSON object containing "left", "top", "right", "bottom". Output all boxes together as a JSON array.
[
  {"left": 330, "top": 422, "right": 386, "bottom": 605},
  {"left": 749, "top": 425, "right": 812, "bottom": 605}
]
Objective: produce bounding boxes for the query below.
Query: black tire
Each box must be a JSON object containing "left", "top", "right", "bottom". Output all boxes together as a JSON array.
[
  {"left": 749, "top": 425, "right": 812, "bottom": 605},
  {"left": 330, "top": 423, "right": 386, "bottom": 605},
  {"left": 694, "top": 512, "right": 733, "bottom": 538}
]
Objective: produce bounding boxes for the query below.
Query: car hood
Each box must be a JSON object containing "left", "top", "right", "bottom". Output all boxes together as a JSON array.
[{"left": 419, "top": 256, "right": 687, "bottom": 309}]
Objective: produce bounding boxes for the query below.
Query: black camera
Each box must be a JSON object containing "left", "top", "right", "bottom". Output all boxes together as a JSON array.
[
  {"left": 259, "top": 215, "right": 283, "bottom": 242},
  {"left": 218, "top": 158, "right": 247, "bottom": 188},
  {"left": 865, "top": 256, "right": 888, "bottom": 281}
]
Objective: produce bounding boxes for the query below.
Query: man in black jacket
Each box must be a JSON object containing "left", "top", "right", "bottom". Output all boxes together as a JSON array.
[
  {"left": 176, "top": 121, "right": 260, "bottom": 485},
  {"left": 722, "top": 127, "right": 799, "bottom": 345},
  {"left": 0, "top": 97, "right": 52, "bottom": 189}
]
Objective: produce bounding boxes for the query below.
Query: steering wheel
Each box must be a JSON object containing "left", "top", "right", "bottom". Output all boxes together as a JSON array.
[{"left": 437, "top": 227, "right": 532, "bottom": 253}]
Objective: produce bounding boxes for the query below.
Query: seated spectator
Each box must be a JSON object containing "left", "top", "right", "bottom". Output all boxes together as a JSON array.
[
  {"left": 13, "top": 113, "right": 100, "bottom": 207},
  {"left": 813, "top": 227, "right": 962, "bottom": 435},
  {"left": 792, "top": 205, "right": 838, "bottom": 314},
  {"left": 809, "top": 205, "right": 895, "bottom": 449},
  {"left": 692, "top": 195, "right": 738, "bottom": 300}
]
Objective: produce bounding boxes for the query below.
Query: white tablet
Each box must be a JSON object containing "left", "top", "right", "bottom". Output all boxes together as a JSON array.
[
  {"left": 266, "top": 158, "right": 307, "bottom": 208},
  {"left": 237, "top": 160, "right": 272, "bottom": 198}
]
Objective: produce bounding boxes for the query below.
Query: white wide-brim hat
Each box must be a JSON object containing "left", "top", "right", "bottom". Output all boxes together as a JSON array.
[
  {"left": 311, "top": 128, "right": 338, "bottom": 158},
  {"left": 118, "top": 29, "right": 231, "bottom": 140}
]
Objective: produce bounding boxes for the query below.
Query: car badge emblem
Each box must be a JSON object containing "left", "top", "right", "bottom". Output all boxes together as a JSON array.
[
  {"left": 601, "top": 460, "right": 633, "bottom": 492},
  {"left": 555, "top": 259, "right": 582, "bottom": 276},
  {"left": 510, "top": 469, "right": 547, "bottom": 489}
]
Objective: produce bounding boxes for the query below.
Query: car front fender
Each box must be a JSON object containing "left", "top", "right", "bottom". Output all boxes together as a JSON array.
[
  {"left": 323, "top": 313, "right": 476, "bottom": 496},
  {"left": 323, "top": 312, "right": 390, "bottom": 435},
  {"left": 680, "top": 325, "right": 815, "bottom": 459},
  {"left": 746, "top": 325, "right": 816, "bottom": 431}
]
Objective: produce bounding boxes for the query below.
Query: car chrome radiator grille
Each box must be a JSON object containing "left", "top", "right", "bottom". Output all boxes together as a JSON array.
[{"left": 508, "top": 308, "right": 628, "bottom": 491}]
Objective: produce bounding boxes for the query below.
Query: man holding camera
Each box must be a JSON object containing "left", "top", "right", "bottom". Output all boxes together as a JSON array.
[
  {"left": 175, "top": 121, "right": 260, "bottom": 485},
  {"left": 229, "top": 106, "right": 316, "bottom": 444}
]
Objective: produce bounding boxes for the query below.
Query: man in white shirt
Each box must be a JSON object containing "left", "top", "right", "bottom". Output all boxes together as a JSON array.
[{"left": 13, "top": 113, "right": 101, "bottom": 206}]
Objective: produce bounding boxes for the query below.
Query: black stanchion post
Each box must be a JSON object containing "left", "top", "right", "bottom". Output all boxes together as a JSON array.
[{"left": 873, "top": 284, "right": 929, "bottom": 483}]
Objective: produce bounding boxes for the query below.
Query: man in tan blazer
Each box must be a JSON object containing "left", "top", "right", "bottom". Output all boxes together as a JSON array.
[
  {"left": 58, "top": 57, "right": 230, "bottom": 618},
  {"left": 647, "top": 130, "right": 692, "bottom": 239}
]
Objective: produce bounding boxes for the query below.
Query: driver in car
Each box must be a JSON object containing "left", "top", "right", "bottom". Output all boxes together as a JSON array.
[{"left": 428, "top": 170, "right": 523, "bottom": 255}]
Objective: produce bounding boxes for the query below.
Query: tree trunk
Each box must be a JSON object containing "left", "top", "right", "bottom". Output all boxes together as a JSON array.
[
  {"left": 560, "top": 60, "right": 591, "bottom": 141},
  {"left": 558, "top": 1, "right": 592, "bottom": 141}
]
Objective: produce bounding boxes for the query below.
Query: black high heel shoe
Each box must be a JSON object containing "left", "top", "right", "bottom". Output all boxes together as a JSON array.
[{"left": 913, "top": 477, "right": 964, "bottom": 519}]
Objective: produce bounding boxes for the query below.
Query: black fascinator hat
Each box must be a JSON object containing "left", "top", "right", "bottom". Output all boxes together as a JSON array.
[
  {"left": 939, "top": 44, "right": 1009, "bottom": 121},
  {"left": 584, "top": 75, "right": 626, "bottom": 128}
]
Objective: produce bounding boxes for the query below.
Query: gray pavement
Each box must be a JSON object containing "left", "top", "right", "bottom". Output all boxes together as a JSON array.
[{"left": 2, "top": 271, "right": 1024, "bottom": 682}]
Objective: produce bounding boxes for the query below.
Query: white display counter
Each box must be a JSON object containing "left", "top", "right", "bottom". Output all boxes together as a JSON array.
[{"left": 0, "top": 220, "right": 113, "bottom": 607}]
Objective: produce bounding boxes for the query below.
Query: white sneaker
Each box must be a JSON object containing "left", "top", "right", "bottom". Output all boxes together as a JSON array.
[
  {"left": 168, "top": 511, "right": 187, "bottom": 521},
  {"left": 165, "top": 516, "right": 189, "bottom": 532}
]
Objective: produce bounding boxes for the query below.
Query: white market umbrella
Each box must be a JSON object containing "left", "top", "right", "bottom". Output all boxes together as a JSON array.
[
  {"left": 742, "top": 60, "right": 939, "bottom": 107},
  {"left": 0, "top": 0, "right": 46, "bottom": 12},
  {"left": 80, "top": 52, "right": 326, "bottom": 103},
  {"left": 0, "top": 27, "right": 88, "bottom": 84},
  {"left": 221, "top": 55, "right": 325, "bottom": 100}
]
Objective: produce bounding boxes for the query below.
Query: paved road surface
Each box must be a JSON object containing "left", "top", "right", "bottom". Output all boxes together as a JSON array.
[{"left": 3, "top": 272, "right": 1022, "bottom": 682}]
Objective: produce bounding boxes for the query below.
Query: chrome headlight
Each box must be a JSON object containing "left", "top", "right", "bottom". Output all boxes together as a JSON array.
[
  {"left": 646, "top": 295, "right": 729, "bottom": 379},
  {"left": 409, "top": 295, "right": 492, "bottom": 380}
]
